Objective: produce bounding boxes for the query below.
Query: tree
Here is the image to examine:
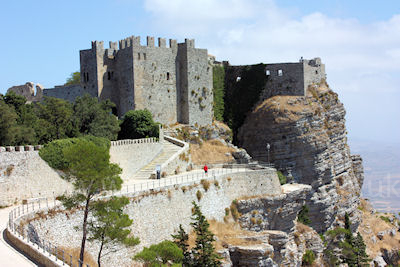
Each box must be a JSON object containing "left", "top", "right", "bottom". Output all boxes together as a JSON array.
[
  {"left": 72, "top": 94, "right": 120, "bottom": 140},
  {"left": 353, "top": 233, "right": 369, "bottom": 266},
  {"left": 88, "top": 196, "right": 139, "bottom": 267},
  {"left": 172, "top": 224, "right": 191, "bottom": 266},
  {"left": 58, "top": 138, "right": 122, "bottom": 266},
  {"left": 0, "top": 101, "right": 19, "bottom": 145},
  {"left": 35, "top": 97, "right": 77, "bottom": 143},
  {"left": 190, "top": 201, "right": 221, "bottom": 266},
  {"left": 65, "top": 71, "right": 81, "bottom": 85},
  {"left": 118, "top": 109, "right": 159, "bottom": 140},
  {"left": 134, "top": 240, "right": 183, "bottom": 266}
]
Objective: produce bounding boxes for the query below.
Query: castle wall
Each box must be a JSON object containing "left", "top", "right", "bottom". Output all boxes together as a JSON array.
[
  {"left": 184, "top": 40, "right": 213, "bottom": 126},
  {"left": 42, "top": 84, "right": 85, "bottom": 102},
  {"left": 114, "top": 47, "right": 135, "bottom": 117},
  {"left": 80, "top": 44, "right": 100, "bottom": 98},
  {"left": 132, "top": 38, "right": 179, "bottom": 125},
  {"left": 261, "top": 62, "right": 305, "bottom": 100},
  {"left": 303, "top": 58, "right": 326, "bottom": 90}
]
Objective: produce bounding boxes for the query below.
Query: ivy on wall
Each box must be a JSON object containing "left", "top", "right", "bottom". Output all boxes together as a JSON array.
[
  {"left": 223, "top": 63, "right": 267, "bottom": 144},
  {"left": 212, "top": 65, "right": 225, "bottom": 121}
]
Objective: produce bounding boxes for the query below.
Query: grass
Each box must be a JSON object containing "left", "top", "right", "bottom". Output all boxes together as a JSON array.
[
  {"left": 56, "top": 246, "right": 97, "bottom": 267},
  {"left": 190, "top": 140, "right": 235, "bottom": 165}
]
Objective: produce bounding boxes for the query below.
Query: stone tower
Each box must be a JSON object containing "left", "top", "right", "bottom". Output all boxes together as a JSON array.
[{"left": 79, "top": 36, "right": 213, "bottom": 126}]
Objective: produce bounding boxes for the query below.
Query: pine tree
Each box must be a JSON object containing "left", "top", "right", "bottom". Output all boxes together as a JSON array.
[
  {"left": 172, "top": 224, "right": 192, "bottom": 266},
  {"left": 190, "top": 201, "right": 221, "bottom": 267},
  {"left": 353, "top": 233, "right": 370, "bottom": 266}
]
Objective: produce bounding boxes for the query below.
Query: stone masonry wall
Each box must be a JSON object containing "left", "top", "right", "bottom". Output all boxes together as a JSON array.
[
  {"left": 110, "top": 139, "right": 162, "bottom": 182},
  {"left": 26, "top": 169, "right": 281, "bottom": 267},
  {"left": 133, "top": 39, "right": 179, "bottom": 124},
  {"left": 0, "top": 151, "right": 73, "bottom": 206},
  {"left": 261, "top": 63, "right": 305, "bottom": 100},
  {"left": 43, "top": 84, "right": 85, "bottom": 102},
  {"left": 0, "top": 138, "right": 164, "bottom": 206}
]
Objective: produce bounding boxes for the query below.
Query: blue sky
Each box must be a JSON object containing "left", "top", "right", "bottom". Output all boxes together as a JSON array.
[{"left": 1, "top": 0, "right": 399, "bottom": 144}]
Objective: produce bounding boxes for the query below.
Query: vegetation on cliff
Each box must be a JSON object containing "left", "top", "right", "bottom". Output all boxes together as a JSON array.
[
  {"left": 118, "top": 109, "right": 159, "bottom": 140},
  {"left": 223, "top": 64, "right": 267, "bottom": 143},
  {"left": 212, "top": 65, "right": 225, "bottom": 121}
]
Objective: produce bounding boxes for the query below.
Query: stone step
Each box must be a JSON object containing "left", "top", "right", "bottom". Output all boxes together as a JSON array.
[{"left": 129, "top": 139, "right": 182, "bottom": 180}]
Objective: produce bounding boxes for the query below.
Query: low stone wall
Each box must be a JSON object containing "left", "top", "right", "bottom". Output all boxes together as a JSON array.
[
  {"left": 24, "top": 169, "right": 282, "bottom": 267},
  {"left": 5, "top": 229, "right": 61, "bottom": 267},
  {"left": 110, "top": 138, "right": 163, "bottom": 181}
]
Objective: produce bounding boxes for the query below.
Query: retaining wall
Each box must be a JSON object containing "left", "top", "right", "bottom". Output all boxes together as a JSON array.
[
  {"left": 0, "top": 137, "right": 164, "bottom": 206},
  {"left": 24, "top": 169, "right": 281, "bottom": 267},
  {"left": 110, "top": 138, "right": 163, "bottom": 182}
]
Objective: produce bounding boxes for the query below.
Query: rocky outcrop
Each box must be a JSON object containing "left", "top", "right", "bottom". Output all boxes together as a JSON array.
[
  {"left": 237, "top": 184, "right": 311, "bottom": 233},
  {"left": 238, "top": 84, "right": 364, "bottom": 232}
]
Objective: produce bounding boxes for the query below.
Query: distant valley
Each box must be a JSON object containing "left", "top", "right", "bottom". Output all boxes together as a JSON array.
[{"left": 350, "top": 138, "right": 400, "bottom": 213}]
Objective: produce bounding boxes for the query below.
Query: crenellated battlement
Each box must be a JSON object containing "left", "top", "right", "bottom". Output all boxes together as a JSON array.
[{"left": 94, "top": 36, "right": 196, "bottom": 51}]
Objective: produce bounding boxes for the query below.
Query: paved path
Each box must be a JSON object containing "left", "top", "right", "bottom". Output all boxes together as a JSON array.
[{"left": 0, "top": 206, "right": 36, "bottom": 267}]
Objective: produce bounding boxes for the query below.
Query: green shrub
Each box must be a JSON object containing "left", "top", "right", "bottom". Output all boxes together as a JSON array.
[
  {"left": 39, "top": 136, "right": 110, "bottom": 170},
  {"left": 298, "top": 205, "right": 311, "bottom": 225},
  {"left": 118, "top": 109, "right": 159, "bottom": 140},
  {"left": 302, "top": 250, "right": 315, "bottom": 266},
  {"left": 277, "top": 171, "right": 287, "bottom": 185},
  {"left": 201, "top": 179, "right": 210, "bottom": 191},
  {"left": 134, "top": 240, "right": 183, "bottom": 266}
]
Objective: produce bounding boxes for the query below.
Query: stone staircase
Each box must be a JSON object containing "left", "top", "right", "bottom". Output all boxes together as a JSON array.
[{"left": 129, "top": 139, "right": 182, "bottom": 181}]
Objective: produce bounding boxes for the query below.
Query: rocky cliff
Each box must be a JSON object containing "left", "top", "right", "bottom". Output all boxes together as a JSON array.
[{"left": 238, "top": 83, "right": 364, "bottom": 233}]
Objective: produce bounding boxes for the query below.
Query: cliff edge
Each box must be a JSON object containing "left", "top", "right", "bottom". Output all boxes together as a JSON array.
[{"left": 238, "top": 82, "right": 364, "bottom": 233}]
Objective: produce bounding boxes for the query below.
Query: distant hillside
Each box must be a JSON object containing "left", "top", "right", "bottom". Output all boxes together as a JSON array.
[{"left": 350, "top": 138, "right": 400, "bottom": 213}]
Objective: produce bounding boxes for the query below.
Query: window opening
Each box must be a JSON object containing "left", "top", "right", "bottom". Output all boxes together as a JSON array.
[
  {"left": 278, "top": 69, "right": 283, "bottom": 76},
  {"left": 167, "top": 72, "right": 170, "bottom": 80},
  {"left": 266, "top": 70, "right": 270, "bottom": 76}
]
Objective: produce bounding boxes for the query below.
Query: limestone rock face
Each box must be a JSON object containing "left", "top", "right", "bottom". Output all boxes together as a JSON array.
[
  {"left": 238, "top": 85, "right": 364, "bottom": 232},
  {"left": 237, "top": 184, "right": 311, "bottom": 233}
]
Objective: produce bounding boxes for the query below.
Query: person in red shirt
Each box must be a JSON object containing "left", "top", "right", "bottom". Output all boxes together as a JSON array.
[{"left": 203, "top": 164, "right": 208, "bottom": 174}]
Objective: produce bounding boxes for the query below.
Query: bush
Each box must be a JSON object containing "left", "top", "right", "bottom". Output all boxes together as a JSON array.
[
  {"left": 302, "top": 250, "right": 315, "bottom": 266},
  {"left": 39, "top": 136, "right": 110, "bottom": 170},
  {"left": 213, "top": 65, "right": 225, "bottom": 121},
  {"left": 196, "top": 190, "right": 203, "bottom": 201},
  {"left": 298, "top": 205, "right": 311, "bottom": 225},
  {"left": 118, "top": 109, "right": 159, "bottom": 140},
  {"left": 201, "top": 179, "right": 210, "bottom": 191},
  {"left": 277, "top": 170, "right": 287, "bottom": 185},
  {"left": 134, "top": 240, "right": 183, "bottom": 266}
]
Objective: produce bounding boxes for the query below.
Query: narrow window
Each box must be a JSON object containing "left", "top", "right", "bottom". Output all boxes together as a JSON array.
[
  {"left": 143, "top": 53, "right": 147, "bottom": 60},
  {"left": 236, "top": 76, "right": 241, "bottom": 82},
  {"left": 138, "top": 53, "right": 140, "bottom": 60},
  {"left": 315, "top": 70, "right": 318, "bottom": 74},
  {"left": 167, "top": 72, "right": 170, "bottom": 80},
  {"left": 278, "top": 69, "right": 283, "bottom": 76},
  {"left": 266, "top": 70, "right": 270, "bottom": 76},
  {"left": 107, "top": 71, "right": 111, "bottom": 80}
]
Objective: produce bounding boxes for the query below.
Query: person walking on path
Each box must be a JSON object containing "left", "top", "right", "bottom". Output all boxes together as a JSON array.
[{"left": 203, "top": 164, "right": 208, "bottom": 175}]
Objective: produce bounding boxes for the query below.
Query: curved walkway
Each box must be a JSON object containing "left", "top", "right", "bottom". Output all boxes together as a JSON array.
[{"left": 0, "top": 206, "right": 36, "bottom": 267}]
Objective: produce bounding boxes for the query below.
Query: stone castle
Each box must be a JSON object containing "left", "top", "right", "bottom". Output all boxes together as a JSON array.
[
  {"left": 7, "top": 35, "right": 326, "bottom": 126},
  {"left": 45, "top": 36, "right": 213, "bottom": 126}
]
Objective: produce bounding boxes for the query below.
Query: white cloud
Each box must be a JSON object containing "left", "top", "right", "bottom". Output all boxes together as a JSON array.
[{"left": 143, "top": 0, "right": 400, "bottom": 142}]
